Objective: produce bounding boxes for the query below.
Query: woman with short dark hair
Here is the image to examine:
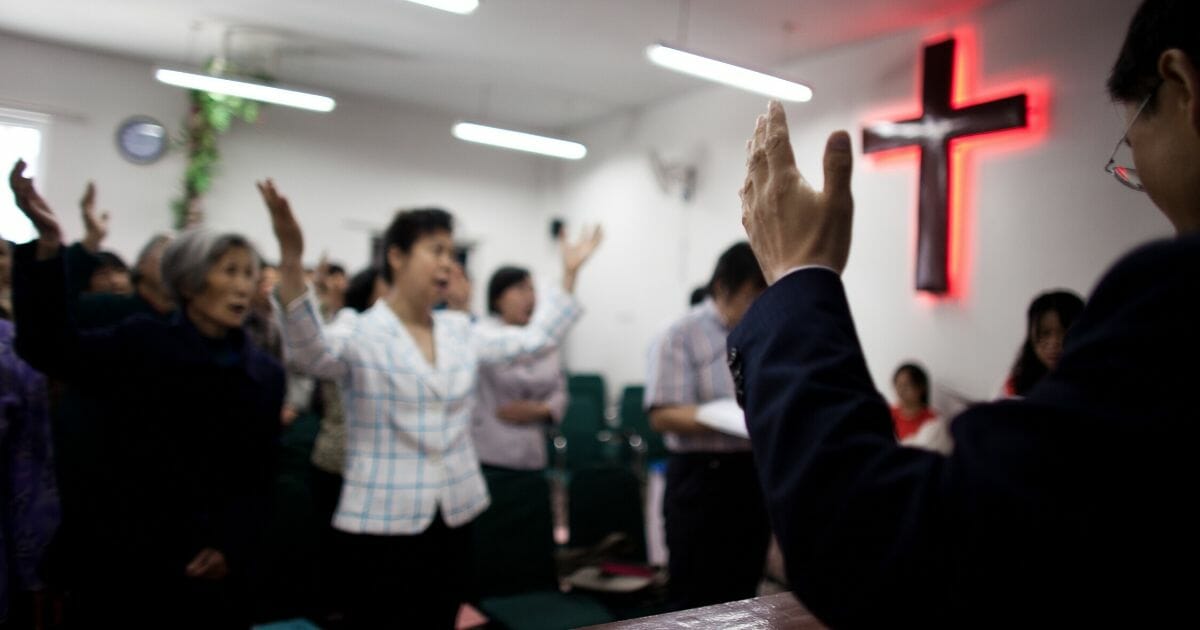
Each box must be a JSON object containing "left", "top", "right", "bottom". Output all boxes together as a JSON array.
[
  {"left": 260, "top": 180, "right": 601, "bottom": 629},
  {"left": 470, "top": 265, "right": 568, "bottom": 472}
]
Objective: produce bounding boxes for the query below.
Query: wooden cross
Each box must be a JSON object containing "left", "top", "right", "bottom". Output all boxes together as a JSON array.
[{"left": 863, "top": 38, "right": 1027, "bottom": 294}]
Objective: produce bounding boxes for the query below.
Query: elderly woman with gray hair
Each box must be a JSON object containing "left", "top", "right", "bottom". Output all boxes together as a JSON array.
[{"left": 8, "top": 160, "right": 282, "bottom": 629}]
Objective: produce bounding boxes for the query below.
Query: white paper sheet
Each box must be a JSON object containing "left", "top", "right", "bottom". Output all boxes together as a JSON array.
[{"left": 694, "top": 397, "right": 749, "bottom": 439}]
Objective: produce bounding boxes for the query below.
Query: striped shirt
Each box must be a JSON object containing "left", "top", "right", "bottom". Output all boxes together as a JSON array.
[
  {"left": 471, "top": 316, "right": 568, "bottom": 470},
  {"left": 644, "top": 299, "right": 752, "bottom": 453},
  {"left": 278, "top": 289, "right": 581, "bottom": 534}
]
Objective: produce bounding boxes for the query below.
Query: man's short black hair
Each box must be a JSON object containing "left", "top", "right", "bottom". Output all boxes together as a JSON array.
[
  {"left": 95, "top": 250, "right": 129, "bottom": 272},
  {"left": 327, "top": 263, "right": 346, "bottom": 277},
  {"left": 708, "top": 241, "right": 765, "bottom": 297},
  {"left": 1108, "top": 0, "right": 1200, "bottom": 106},
  {"left": 380, "top": 208, "right": 454, "bottom": 282}
]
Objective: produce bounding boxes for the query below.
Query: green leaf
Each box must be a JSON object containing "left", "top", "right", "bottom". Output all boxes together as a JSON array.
[{"left": 173, "top": 64, "right": 272, "bottom": 226}]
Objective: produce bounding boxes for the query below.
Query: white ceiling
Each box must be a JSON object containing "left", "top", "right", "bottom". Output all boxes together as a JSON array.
[{"left": 1, "top": 0, "right": 1001, "bottom": 131}]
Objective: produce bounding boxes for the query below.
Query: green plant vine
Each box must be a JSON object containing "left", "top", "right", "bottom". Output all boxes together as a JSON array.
[{"left": 171, "top": 59, "right": 267, "bottom": 229}]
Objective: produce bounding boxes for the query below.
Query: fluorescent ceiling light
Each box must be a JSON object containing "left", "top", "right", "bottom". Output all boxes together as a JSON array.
[
  {"left": 452, "top": 122, "right": 587, "bottom": 160},
  {"left": 646, "top": 43, "right": 813, "bottom": 102},
  {"left": 154, "top": 68, "right": 336, "bottom": 113},
  {"left": 403, "top": 0, "right": 479, "bottom": 14}
]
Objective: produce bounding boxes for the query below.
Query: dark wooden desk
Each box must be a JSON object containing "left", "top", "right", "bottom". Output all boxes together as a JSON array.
[{"left": 581, "top": 592, "right": 827, "bottom": 629}]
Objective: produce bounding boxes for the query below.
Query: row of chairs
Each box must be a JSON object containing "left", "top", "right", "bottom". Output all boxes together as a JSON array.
[
  {"left": 472, "top": 462, "right": 662, "bottom": 629},
  {"left": 472, "top": 468, "right": 617, "bottom": 629},
  {"left": 550, "top": 374, "right": 668, "bottom": 472},
  {"left": 470, "top": 374, "right": 669, "bottom": 628}
]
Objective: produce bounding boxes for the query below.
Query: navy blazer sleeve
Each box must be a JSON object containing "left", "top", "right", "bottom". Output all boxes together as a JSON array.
[{"left": 727, "top": 235, "right": 1200, "bottom": 627}]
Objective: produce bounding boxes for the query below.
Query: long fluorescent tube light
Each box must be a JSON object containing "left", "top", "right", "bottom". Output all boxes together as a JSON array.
[
  {"left": 452, "top": 122, "right": 587, "bottom": 160},
  {"left": 154, "top": 68, "right": 337, "bottom": 113},
  {"left": 403, "top": 0, "right": 479, "bottom": 14},
  {"left": 646, "top": 43, "right": 813, "bottom": 102}
]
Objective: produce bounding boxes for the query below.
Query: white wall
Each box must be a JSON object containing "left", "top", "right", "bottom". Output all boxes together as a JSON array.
[
  {"left": 552, "top": 0, "right": 1171, "bottom": 404},
  {"left": 0, "top": 32, "right": 560, "bottom": 316},
  {"left": 2, "top": 0, "right": 1174, "bottom": 406},
  {"left": 0, "top": 33, "right": 185, "bottom": 254}
]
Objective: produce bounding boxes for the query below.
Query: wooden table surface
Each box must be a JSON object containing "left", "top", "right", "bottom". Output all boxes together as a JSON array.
[{"left": 581, "top": 592, "right": 827, "bottom": 629}]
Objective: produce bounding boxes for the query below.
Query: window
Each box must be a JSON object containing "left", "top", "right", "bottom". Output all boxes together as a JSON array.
[{"left": 0, "top": 108, "right": 50, "bottom": 243}]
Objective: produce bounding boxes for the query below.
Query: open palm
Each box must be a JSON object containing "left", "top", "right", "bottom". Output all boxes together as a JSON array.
[
  {"left": 9, "top": 160, "right": 62, "bottom": 248},
  {"left": 561, "top": 224, "right": 604, "bottom": 274},
  {"left": 257, "top": 178, "right": 304, "bottom": 263},
  {"left": 80, "top": 181, "right": 111, "bottom": 251}
]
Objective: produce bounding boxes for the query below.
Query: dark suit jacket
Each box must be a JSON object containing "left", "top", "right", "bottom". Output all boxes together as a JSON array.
[
  {"left": 50, "top": 243, "right": 170, "bottom": 584},
  {"left": 728, "top": 234, "right": 1200, "bottom": 627}
]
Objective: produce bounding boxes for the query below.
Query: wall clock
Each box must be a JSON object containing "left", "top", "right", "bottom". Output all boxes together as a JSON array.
[{"left": 115, "top": 116, "right": 168, "bottom": 164}]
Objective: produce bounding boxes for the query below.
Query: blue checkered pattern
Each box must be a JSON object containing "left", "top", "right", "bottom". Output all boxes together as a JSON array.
[{"left": 278, "top": 290, "right": 582, "bottom": 534}]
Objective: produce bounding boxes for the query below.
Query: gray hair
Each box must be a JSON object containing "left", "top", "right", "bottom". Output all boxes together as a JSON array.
[
  {"left": 135, "top": 233, "right": 173, "bottom": 268},
  {"left": 160, "top": 228, "right": 260, "bottom": 305},
  {"left": 131, "top": 233, "right": 173, "bottom": 286}
]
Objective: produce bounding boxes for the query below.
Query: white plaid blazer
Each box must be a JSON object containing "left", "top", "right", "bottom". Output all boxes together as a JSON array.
[{"left": 278, "top": 289, "right": 582, "bottom": 534}]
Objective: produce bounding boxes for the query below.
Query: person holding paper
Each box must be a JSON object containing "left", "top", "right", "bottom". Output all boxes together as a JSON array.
[{"left": 644, "top": 241, "right": 770, "bottom": 610}]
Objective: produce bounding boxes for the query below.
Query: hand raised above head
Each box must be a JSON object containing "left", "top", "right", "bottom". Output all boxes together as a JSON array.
[
  {"left": 80, "top": 181, "right": 111, "bottom": 253},
  {"left": 560, "top": 224, "right": 604, "bottom": 273},
  {"left": 558, "top": 223, "right": 604, "bottom": 295},
  {"left": 256, "top": 178, "right": 304, "bottom": 265},
  {"left": 9, "top": 160, "right": 62, "bottom": 257},
  {"left": 314, "top": 250, "right": 331, "bottom": 294},
  {"left": 740, "top": 100, "right": 855, "bottom": 284},
  {"left": 256, "top": 179, "right": 308, "bottom": 305}
]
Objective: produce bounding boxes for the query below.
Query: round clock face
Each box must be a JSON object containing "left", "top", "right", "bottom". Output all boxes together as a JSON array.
[{"left": 115, "top": 116, "right": 168, "bottom": 164}]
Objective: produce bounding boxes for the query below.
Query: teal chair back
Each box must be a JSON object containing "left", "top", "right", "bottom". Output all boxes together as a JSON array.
[
  {"left": 568, "top": 373, "right": 607, "bottom": 415},
  {"left": 619, "top": 385, "right": 668, "bottom": 463},
  {"left": 562, "top": 398, "right": 609, "bottom": 470}
]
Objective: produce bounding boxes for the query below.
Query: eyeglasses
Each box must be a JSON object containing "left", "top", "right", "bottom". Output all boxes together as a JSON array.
[{"left": 1104, "top": 90, "right": 1156, "bottom": 192}]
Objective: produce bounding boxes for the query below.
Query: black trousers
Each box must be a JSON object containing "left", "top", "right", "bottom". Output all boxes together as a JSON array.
[
  {"left": 340, "top": 512, "right": 473, "bottom": 629},
  {"left": 664, "top": 451, "right": 771, "bottom": 611},
  {"left": 309, "top": 466, "right": 345, "bottom": 620}
]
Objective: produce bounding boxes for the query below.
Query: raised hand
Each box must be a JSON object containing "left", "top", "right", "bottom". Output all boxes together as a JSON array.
[
  {"left": 9, "top": 160, "right": 62, "bottom": 259},
  {"left": 256, "top": 179, "right": 307, "bottom": 304},
  {"left": 80, "top": 181, "right": 111, "bottom": 253},
  {"left": 740, "top": 100, "right": 854, "bottom": 284},
  {"left": 561, "top": 224, "right": 604, "bottom": 273},
  {"left": 314, "top": 251, "right": 331, "bottom": 295},
  {"left": 256, "top": 179, "right": 304, "bottom": 265},
  {"left": 560, "top": 224, "right": 603, "bottom": 293}
]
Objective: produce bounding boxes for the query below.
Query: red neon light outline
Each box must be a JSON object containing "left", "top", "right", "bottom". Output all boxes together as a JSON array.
[{"left": 864, "top": 26, "right": 1050, "bottom": 300}]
